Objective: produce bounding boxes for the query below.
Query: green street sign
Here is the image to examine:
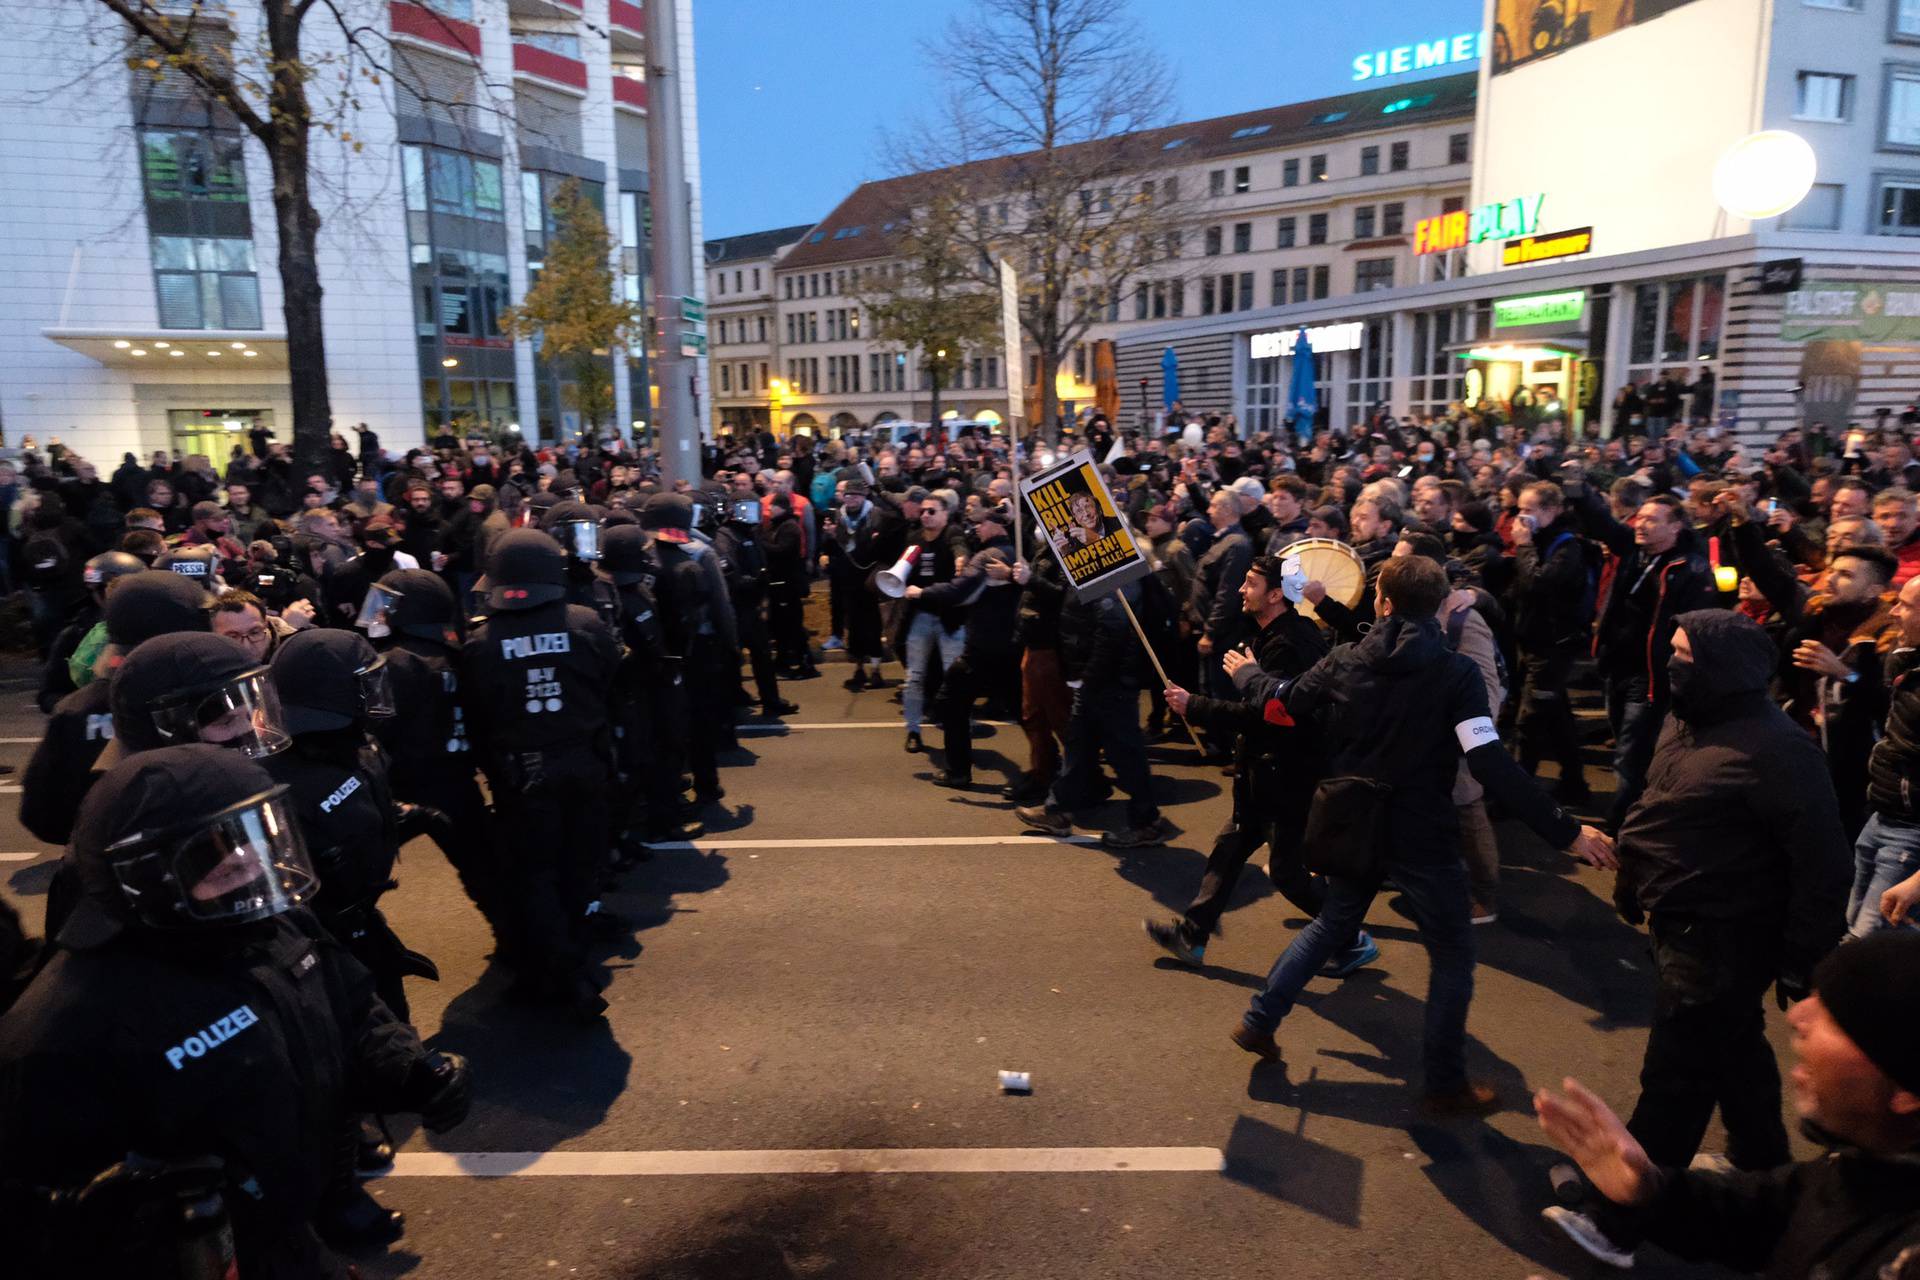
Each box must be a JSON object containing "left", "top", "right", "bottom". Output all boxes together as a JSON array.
[
  {"left": 1493, "top": 289, "right": 1585, "bottom": 329},
  {"left": 680, "top": 297, "right": 705, "bottom": 324},
  {"left": 679, "top": 331, "right": 706, "bottom": 357}
]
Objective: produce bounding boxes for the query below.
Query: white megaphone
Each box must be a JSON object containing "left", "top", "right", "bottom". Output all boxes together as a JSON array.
[{"left": 877, "top": 545, "right": 921, "bottom": 597}]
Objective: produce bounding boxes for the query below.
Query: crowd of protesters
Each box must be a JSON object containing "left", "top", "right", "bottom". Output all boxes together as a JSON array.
[{"left": 0, "top": 396, "right": 1916, "bottom": 1276}]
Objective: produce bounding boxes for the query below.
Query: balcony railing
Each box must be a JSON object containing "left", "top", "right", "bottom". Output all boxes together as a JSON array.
[
  {"left": 388, "top": 1, "right": 481, "bottom": 57},
  {"left": 613, "top": 75, "right": 648, "bottom": 112},
  {"left": 610, "top": 0, "right": 645, "bottom": 34},
  {"left": 512, "top": 41, "right": 587, "bottom": 91}
]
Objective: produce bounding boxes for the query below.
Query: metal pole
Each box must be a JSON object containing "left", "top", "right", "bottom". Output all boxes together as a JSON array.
[{"left": 645, "top": 0, "right": 699, "bottom": 486}]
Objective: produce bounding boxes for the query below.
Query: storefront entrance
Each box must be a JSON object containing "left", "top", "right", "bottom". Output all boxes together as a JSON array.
[{"left": 168, "top": 408, "right": 271, "bottom": 463}]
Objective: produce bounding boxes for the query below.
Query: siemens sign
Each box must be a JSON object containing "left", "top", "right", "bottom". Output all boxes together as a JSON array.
[{"left": 1353, "top": 32, "right": 1485, "bottom": 82}]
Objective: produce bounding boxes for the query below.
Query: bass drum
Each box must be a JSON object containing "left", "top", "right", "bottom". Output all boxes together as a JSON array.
[{"left": 1275, "top": 537, "right": 1366, "bottom": 623}]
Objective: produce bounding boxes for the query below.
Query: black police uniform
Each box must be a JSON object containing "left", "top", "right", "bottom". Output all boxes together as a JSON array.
[
  {"left": 0, "top": 746, "right": 466, "bottom": 1280},
  {"left": 367, "top": 571, "right": 507, "bottom": 945},
  {"left": 643, "top": 497, "right": 727, "bottom": 802},
  {"left": 714, "top": 501, "right": 785, "bottom": 712},
  {"left": 600, "top": 526, "right": 682, "bottom": 849},
  {"left": 460, "top": 532, "right": 621, "bottom": 1014}
]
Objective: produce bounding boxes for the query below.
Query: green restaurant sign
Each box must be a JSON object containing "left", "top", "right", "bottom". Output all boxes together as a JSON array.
[
  {"left": 1782, "top": 280, "right": 1920, "bottom": 343},
  {"left": 1494, "top": 289, "right": 1586, "bottom": 329}
]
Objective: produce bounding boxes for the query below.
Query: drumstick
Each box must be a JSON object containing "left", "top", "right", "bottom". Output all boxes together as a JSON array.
[{"left": 1118, "top": 592, "right": 1206, "bottom": 751}]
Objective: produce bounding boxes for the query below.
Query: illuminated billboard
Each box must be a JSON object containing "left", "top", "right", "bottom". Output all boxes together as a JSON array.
[{"left": 1491, "top": 0, "right": 1705, "bottom": 75}]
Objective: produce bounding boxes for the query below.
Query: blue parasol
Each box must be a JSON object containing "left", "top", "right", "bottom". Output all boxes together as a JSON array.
[
  {"left": 1287, "top": 328, "right": 1318, "bottom": 440},
  {"left": 1161, "top": 346, "right": 1180, "bottom": 411}
]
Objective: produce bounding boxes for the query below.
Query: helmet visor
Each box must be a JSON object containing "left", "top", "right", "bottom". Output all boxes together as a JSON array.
[
  {"left": 356, "top": 582, "right": 404, "bottom": 633},
  {"left": 108, "top": 788, "right": 317, "bottom": 929},
  {"left": 559, "top": 519, "right": 602, "bottom": 561},
  {"left": 357, "top": 654, "right": 395, "bottom": 719},
  {"left": 151, "top": 668, "right": 291, "bottom": 759}
]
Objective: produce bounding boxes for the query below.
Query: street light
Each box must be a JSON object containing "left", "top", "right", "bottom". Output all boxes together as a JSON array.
[
  {"left": 1713, "top": 130, "right": 1817, "bottom": 219},
  {"left": 768, "top": 377, "right": 786, "bottom": 434}
]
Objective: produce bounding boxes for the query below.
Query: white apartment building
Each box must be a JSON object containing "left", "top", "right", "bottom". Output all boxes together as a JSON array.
[
  {"left": 730, "top": 73, "right": 1476, "bottom": 437},
  {"left": 1120, "top": 0, "right": 1920, "bottom": 443},
  {"left": 0, "top": 0, "right": 704, "bottom": 463},
  {"left": 704, "top": 225, "right": 810, "bottom": 436}
]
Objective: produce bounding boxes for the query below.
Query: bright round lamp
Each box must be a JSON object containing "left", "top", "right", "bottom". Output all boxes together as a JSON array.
[{"left": 1713, "top": 131, "right": 1817, "bottom": 219}]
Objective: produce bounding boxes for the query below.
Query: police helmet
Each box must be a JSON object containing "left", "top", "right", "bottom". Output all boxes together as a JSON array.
[
  {"left": 112, "top": 632, "right": 288, "bottom": 758},
  {"left": 543, "top": 500, "right": 603, "bottom": 562},
  {"left": 270, "top": 629, "right": 395, "bottom": 735},
  {"left": 484, "top": 528, "right": 568, "bottom": 611},
  {"left": 640, "top": 493, "right": 693, "bottom": 543},
  {"left": 364, "top": 568, "right": 462, "bottom": 647},
  {"left": 83, "top": 550, "right": 145, "bottom": 595},
  {"left": 156, "top": 544, "right": 220, "bottom": 585},
  {"left": 693, "top": 490, "right": 726, "bottom": 537},
  {"left": 103, "top": 570, "right": 213, "bottom": 649},
  {"left": 68, "top": 744, "right": 316, "bottom": 941},
  {"left": 600, "top": 524, "right": 655, "bottom": 586}
]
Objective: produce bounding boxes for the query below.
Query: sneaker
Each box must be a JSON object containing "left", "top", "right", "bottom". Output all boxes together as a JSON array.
[
  {"left": 1228, "top": 1020, "right": 1281, "bottom": 1063},
  {"left": 1688, "top": 1152, "right": 1735, "bottom": 1176},
  {"left": 1420, "top": 1080, "right": 1502, "bottom": 1117},
  {"left": 1321, "top": 931, "right": 1379, "bottom": 977},
  {"left": 1014, "top": 804, "right": 1074, "bottom": 836},
  {"left": 356, "top": 1119, "right": 395, "bottom": 1176},
  {"left": 763, "top": 699, "right": 801, "bottom": 718},
  {"left": 821, "top": 636, "right": 846, "bottom": 651},
  {"left": 1101, "top": 815, "right": 1179, "bottom": 849},
  {"left": 904, "top": 731, "right": 923, "bottom": 753},
  {"left": 843, "top": 668, "right": 869, "bottom": 691},
  {"left": 1541, "top": 1206, "right": 1636, "bottom": 1269},
  {"left": 316, "top": 1183, "right": 405, "bottom": 1250},
  {"left": 1144, "top": 918, "right": 1205, "bottom": 966},
  {"left": 932, "top": 769, "right": 973, "bottom": 789},
  {"left": 1471, "top": 900, "right": 1498, "bottom": 925}
]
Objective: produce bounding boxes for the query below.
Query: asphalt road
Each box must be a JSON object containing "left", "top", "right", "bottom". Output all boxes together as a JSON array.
[{"left": 0, "top": 655, "right": 1781, "bottom": 1280}]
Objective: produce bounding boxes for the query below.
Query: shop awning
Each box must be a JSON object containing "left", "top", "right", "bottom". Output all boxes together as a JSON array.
[
  {"left": 1447, "top": 337, "right": 1588, "bottom": 363},
  {"left": 42, "top": 328, "right": 289, "bottom": 370}
]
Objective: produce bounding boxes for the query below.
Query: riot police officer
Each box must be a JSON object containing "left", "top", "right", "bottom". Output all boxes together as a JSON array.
[
  {"left": 642, "top": 494, "right": 727, "bottom": 806},
  {"left": 0, "top": 744, "right": 470, "bottom": 1279},
  {"left": 360, "top": 569, "right": 510, "bottom": 947},
  {"left": 22, "top": 570, "right": 213, "bottom": 848},
  {"left": 599, "top": 524, "right": 699, "bottom": 850},
  {"left": 156, "top": 543, "right": 224, "bottom": 592},
  {"left": 713, "top": 491, "right": 795, "bottom": 718},
  {"left": 38, "top": 550, "right": 143, "bottom": 711},
  {"left": 541, "top": 499, "right": 610, "bottom": 612},
  {"left": 459, "top": 529, "right": 622, "bottom": 1020}
]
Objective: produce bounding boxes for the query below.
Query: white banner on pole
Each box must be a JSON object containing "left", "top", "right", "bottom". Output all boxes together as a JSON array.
[{"left": 999, "top": 259, "right": 1024, "bottom": 430}]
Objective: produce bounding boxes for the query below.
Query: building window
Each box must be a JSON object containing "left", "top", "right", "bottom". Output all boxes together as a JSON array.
[
  {"left": 1271, "top": 268, "right": 1288, "bottom": 307},
  {"left": 1151, "top": 282, "right": 1168, "bottom": 318},
  {"left": 1165, "top": 231, "right": 1182, "bottom": 258},
  {"left": 1135, "top": 283, "right": 1149, "bottom": 320},
  {"left": 1354, "top": 205, "right": 1376, "bottom": 239},
  {"left": 1312, "top": 264, "right": 1330, "bottom": 300},
  {"left": 1171, "top": 280, "right": 1185, "bottom": 316},
  {"left": 1309, "top": 154, "right": 1328, "bottom": 182},
  {"left": 1897, "top": 0, "right": 1920, "bottom": 38},
  {"left": 1345, "top": 317, "right": 1395, "bottom": 425},
  {"left": 1204, "top": 226, "right": 1223, "bottom": 255},
  {"left": 1382, "top": 201, "right": 1405, "bottom": 235},
  {"left": 1448, "top": 132, "right": 1470, "bottom": 164},
  {"left": 1282, "top": 158, "right": 1299, "bottom": 187},
  {"left": 1237, "top": 272, "right": 1254, "bottom": 311},
  {"left": 1782, "top": 182, "right": 1844, "bottom": 229},
  {"left": 139, "top": 127, "right": 262, "bottom": 330},
  {"left": 1355, "top": 257, "right": 1395, "bottom": 292},
  {"left": 1233, "top": 165, "right": 1250, "bottom": 193},
  {"left": 1390, "top": 140, "right": 1410, "bottom": 171},
  {"left": 1290, "top": 266, "right": 1308, "bottom": 302},
  {"left": 1232, "top": 221, "right": 1251, "bottom": 252},
  {"left": 1201, "top": 277, "right": 1215, "bottom": 315},
  {"left": 1208, "top": 169, "right": 1225, "bottom": 196},
  {"left": 1886, "top": 67, "right": 1920, "bottom": 148},
  {"left": 1796, "top": 71, "right": 1855, "bottom": 121},
  {"left": 1803, "top": 0, "right": 1862, "bottom": 9},
  {"left": 1359, "top": 146, "right": 1380, "bottom": 176},
  {"left": 1308, "top": 212, "right": 1328, "bottom": 244},
  {"left": 720, "top": 364, "right": 732, "bottom": 393},
  {"left": 1879, "top": 177, "right": 1920, "bottom": 233},
  {"left": 1276, "top": 216, "right": 1296, "bottom": 248},
  {"left": 1625, "top": 274, "right": 1725, "bottom": 383},
  {"left": 1409, "top": 308, "right": 1469, "bottom": 416},
  {"left": 1245, "top": 347, "right": 1330, "bottom": 433}
]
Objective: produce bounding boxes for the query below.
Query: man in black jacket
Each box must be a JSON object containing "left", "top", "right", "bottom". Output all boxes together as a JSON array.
[
  {"left": 1547, "top": 608, "right": 1851, "bottom": 1265},
  {"left": 1565, "top": 474, "right": 1720, "bottom": 828},
  {"left": 1188, "top": 490, "right": 1253, "bottom": 756},
  {"left": 1227, "top": 556, "right": 1614, "bottom": 1113},
  {"left": 1537, "top": 931, "right": 1920, "bottom": 1279},
  {"left": 1147, "top": 554, "right": 1372, "bottom": 972},
  {"left": 924, "top": 504, "right": 1019, "bottom": 789},
  {"left": 1511, "top": 481, "right": 1593, "bottom": 805}
]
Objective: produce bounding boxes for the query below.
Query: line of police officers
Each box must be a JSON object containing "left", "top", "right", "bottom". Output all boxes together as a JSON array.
[{"left": 0, "top": 488, "right": 749, "bottom": 1278}]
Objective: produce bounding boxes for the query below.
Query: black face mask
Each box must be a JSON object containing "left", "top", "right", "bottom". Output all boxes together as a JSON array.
[{"left": 1667, "top": 656, "right": 1697, "bottom": 716}]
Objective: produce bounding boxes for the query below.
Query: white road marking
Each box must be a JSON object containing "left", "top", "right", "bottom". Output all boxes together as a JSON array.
[
  {"left": 384, "top": 1147, "right": 1223, "bottom": 1178},
  {"left": 738, "top": 721, "right": 1014, "bottom": 734},
  {"left": 0, "top": 851, "right": 42, "bottom": 862},
  {"left": 0, "top": 737, "right": 43, "bottom": 744},
  {"left": 0, "top": 786, "right": 22, "bottom": 796},
  {"left": 645, "top": 835, "right": 1099, "bottom": 850}
]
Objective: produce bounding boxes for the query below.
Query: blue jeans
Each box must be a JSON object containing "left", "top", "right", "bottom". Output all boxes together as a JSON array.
[
  {"left": 1607, "top": 675, "right": 1666, "bottom": 829},
  {"left": 902, "top": 611, "right": 965, "bottom": 734},
  {"left": 1848, "top": 812, "right": 1920, "bottom": 936},
  {"left": 1244, "top": 849, "right": 1475, "bottom": 1093}
]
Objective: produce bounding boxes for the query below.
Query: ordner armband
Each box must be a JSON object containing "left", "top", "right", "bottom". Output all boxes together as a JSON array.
[{"left": 1455, "top": 716, "right": 1498, "bottom": 751}]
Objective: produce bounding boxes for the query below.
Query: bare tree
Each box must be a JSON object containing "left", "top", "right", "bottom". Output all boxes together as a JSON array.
[
  {"left": 850, "top": 184, "right": 1003, "bottom": 430},
  {"left": 86, "top": 0, "right": 496, "bottom": 473},
  {"left": 916, "top": 0, "right": 1185, "bottom": 437}
]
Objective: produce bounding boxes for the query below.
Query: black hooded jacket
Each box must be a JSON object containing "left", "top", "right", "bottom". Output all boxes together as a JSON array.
[{"left": 1616, "top": 609, "right": 1849, "bottom": 978}]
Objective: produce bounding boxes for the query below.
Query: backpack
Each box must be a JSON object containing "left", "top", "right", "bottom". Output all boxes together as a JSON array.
[{"left": 1545, "top": 530, "right": 1601, "bottom": 630}]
